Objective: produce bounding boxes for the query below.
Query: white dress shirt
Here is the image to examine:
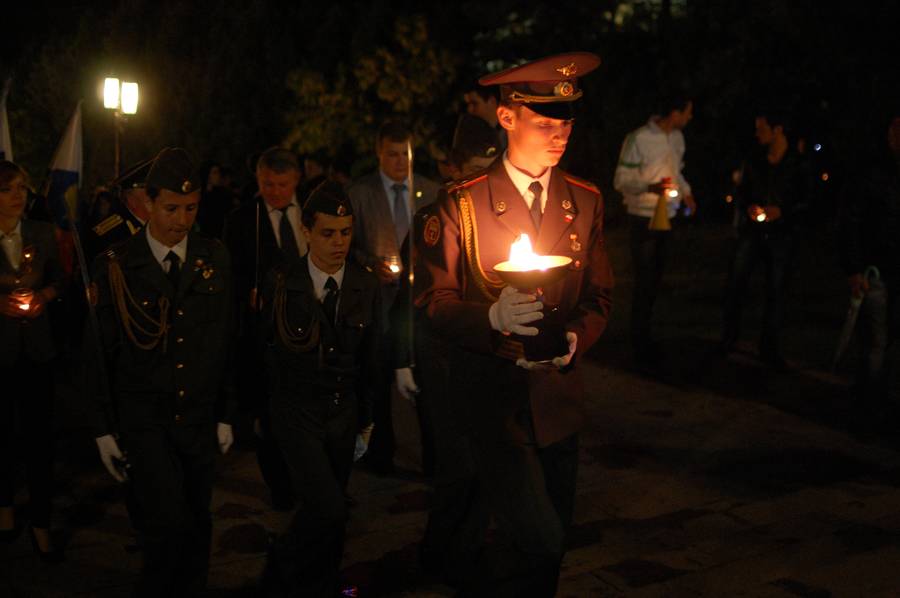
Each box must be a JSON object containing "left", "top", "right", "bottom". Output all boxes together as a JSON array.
[
  {"left": 502, "top": 152, "right": 552, "bottom": 214},
  {"left": 265, "top": 195, "right": 307, "bottom": 255},
  {"left": 0, "top": 220, "right": 23, "bottom": 270},
  {"left": 613, "top": 117, "right": 692, "bottom": 218},
  {"left": 379, "top": 170, "right": 410, "bottom": 223},
  {"left": 308, "top": 256, "right": 345, "bottom": 311},
  {"left": 145, "top": 224, "right": 188, "bottom": 273}
]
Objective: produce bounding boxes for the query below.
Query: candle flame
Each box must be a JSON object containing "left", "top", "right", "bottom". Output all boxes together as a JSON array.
[
  {"left": 507, "top": 234, "right": 560, "bottom": 271},
  {"left": 756, "top": 212, "right": 766, "bottom": 222},
  {"left": 667, "top": 189, "right": 679, "bottom": 198},
  {"left": 18, "top": 303, "right": 30, "bottom": 311},
  {"left": 389, "top": 264, "right": 401, "bottom": 274}
]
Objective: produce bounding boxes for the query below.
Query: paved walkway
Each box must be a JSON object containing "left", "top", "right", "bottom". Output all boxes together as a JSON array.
[{"left": 2, "top": 220, "right": 898, "bottom": 597}]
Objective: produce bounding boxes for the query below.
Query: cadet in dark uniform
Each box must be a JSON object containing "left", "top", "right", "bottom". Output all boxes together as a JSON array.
[
  {"left": 86, "top": 148, "right": 236, "bottom": 598},
  {"left": 415, "top": 53, "right": 614, "bottom": 596},
  {"left": 83, "top": 158, "right": 152, "bottom": 262},
  {"left": 261, "top": 182, "right": 380, "bottom": 597}
]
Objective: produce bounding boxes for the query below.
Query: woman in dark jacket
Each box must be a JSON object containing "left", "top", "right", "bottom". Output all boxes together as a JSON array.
[{"left": 0, "top": 160, "right": 63, "bottom": 562}]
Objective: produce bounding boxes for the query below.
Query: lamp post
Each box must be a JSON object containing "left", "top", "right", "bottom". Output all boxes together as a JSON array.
[{"left": 103, "top": 77, "right": 139, "bottom": 178}]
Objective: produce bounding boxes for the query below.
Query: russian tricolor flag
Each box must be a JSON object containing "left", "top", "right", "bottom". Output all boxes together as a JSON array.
[{"left": 45, "top": 102, "right": 83, "bottom": 274}]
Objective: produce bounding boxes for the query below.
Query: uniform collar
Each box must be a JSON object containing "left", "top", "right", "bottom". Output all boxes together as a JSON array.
[
  {"left": 502, "top": 151, "right": 552, "bottom": 200},
  {"left": 307, "top": 254, "right": 345, "bottom": 298},
  {"left": 145, "top": 223, "right": 188, "bottom": 267}
]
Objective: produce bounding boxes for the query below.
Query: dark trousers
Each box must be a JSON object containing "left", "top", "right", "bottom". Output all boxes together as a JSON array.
[
  {"left": 255, "top": 408, "right": 294, "bottom": 507},
  {"left": 723, "top": 232, "right": 793, "bottom": 356},
  {"left": 120, "top": 421, "right": 217, "bottom": 598},
  {"left": 366, "top": 354, "right": 396, "bottom": 469},
  {"left": 268, "top": 393, "right": 357, "bottom": 597},
  {"left": 0, "top": 356, "right": 55, "bottom": 528},
  {"left": 629, "top": 215, "right": 671, "bottom": 355},
  {"left": 419, "top": 337, "right": 488, "bottom": 585},
  {"left": 465, "top": 407, "right": 579, "bottom": 597}
]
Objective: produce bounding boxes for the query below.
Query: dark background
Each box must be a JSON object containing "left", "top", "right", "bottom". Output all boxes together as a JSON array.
[{"left": 3, "top": 0, "right": 898, "bottom": 219}]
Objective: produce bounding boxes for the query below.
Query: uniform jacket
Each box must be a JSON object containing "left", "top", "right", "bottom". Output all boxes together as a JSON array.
[
  {"left": 348, "top": 171, "right": 440, "bottom": 324},
  {"left": 85, "top": 231, "right": 236, "bottom": 436},
  {"left": 415, "top": 158, "right": 614, "bottom": 446},
  {"left": 261, "top": 254, "right": 382, "bottom": 430},
  {"left": 83, "top": 201, "right": 144, "bottom": 263},
  {"left": 0, "top": 219, "right": 63, "bottom": 365}
]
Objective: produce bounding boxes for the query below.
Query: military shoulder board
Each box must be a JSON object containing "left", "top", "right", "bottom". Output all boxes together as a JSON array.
[{"left": 92, "top": 213, "right": 124, "bottom": 236}]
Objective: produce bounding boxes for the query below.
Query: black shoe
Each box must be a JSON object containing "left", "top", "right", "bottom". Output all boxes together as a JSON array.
[{"left": 29, "top": 527, "right": 64, "bottom": 564}]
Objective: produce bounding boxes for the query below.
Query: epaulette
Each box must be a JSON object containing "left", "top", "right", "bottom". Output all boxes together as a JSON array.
[
  {"left": 92, "top": 213, "right": 124, "bottom": 236},
  {"left": 563, "top": 174, "right": 600, "bottom": 194},
  {"left": 445, "top": 170, "right": 489, "bottom": 194}
]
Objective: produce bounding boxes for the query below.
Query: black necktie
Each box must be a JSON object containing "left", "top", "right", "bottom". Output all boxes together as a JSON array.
[
  {"left": 529, "top": 181, "right": 544, "bottom": 230},
  {"left": 392, "top": 183, "right": 409, "bottom": 244},
  {"left": 278, "top": 206, "right": 300, "bottom": 260},
  {"left": 164, "top": 251, "right": 180, "bottom": 291},
  {"left": 322, "top": 276, "right": 339, "bottom": 324}
]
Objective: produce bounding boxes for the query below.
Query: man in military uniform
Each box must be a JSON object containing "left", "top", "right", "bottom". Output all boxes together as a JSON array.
[
  {"left": 415, "top": 53, "right": 614, "bottom": 596},
  {"left": 261, "top": 182, "right": 379, "bottom": 597},
  {"left": 83, "top": 158, "right": 152, "bottom": 262},
  {"left": 87, "top": 148, "right": 236, "bottom": 598}
]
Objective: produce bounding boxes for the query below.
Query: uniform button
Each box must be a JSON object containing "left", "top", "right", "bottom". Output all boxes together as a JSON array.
[
  {"left": 176, "top": 363, "right": 184, "bottom": 369},
  {"left": 174, "top": 414, "right": 182, "bottom": 423},
  {"left": 328, "top": 347, "right": 334, "bottom": 353},
  {"left": 336, "top": 376, "right": 342, "bottom": 382},
  {"left": 176, "top": 337, "right": 184, "bottom": 343},
  {"left": 334, "top": 392, "right": 340, "bottom": 398},
  {"left": 178, "top": 390, "right": 185, "bottom": 398},
  {"left": 574, "top": 259, "right": 582, "bottom": 268},
  {"left": 176, "top": 309, "right": 184, "bottom": 316}
]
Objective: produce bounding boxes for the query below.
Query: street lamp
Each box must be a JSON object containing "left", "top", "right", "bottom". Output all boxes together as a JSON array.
[{"left": 103, "top": 77, "right": 139, "bottom": 177}]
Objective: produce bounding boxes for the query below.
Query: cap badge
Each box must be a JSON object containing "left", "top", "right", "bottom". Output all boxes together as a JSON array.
[
  {"left": 181, "top": 180, "right": 192, "bottom": 193},
  {"left": 486, "top": 146, "right": 497, "bottom": 157},
  {"left": 556, "top": 62, "right": 577, "bottom": 78},
  {"left": 496, "top": 201, "right": 507, "bottom": 213},
  {"left": 554, "top": 82, "right": 575, "bottom": 97},
  {"left": 337, "top": 204, "right": 347, "bottom": 216}
]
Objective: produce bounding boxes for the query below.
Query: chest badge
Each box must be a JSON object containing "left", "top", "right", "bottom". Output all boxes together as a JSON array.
[
  {"left": 569, "top": 233, "right": 582, "bottom": 252},
  {"left": 561, "top": 199, "right": 572, "bottom": 211}
]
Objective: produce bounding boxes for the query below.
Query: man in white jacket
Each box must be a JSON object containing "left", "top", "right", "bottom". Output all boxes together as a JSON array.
[{"left": 614, "top": 93, "right": 696, "bottom": 371}]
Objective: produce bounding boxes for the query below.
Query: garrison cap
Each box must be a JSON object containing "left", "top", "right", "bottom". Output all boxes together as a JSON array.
[
  {"left": 112, "top": 158, "right": 153, "bottom": 190},
  {"left": 146, "top": 147, "right": 202, "bottom": 195},
  {"left": 303, "top": 181, "right": 354, "bottom": 218},
  {"left": 451, "top": 114, "right": 500, "bottom": 162},
  {"left": 479, "top": 52, "right": 601, "bottom": 120}
]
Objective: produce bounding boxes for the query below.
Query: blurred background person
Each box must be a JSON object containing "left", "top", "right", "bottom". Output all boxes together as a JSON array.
[
  {"left": 721, "top": 109, "right": 812, "bottom": 368},
  {"left": 839, "top": 111, "right": 900, "bottom": 409},
  {"left": 0, "top": 160, "right": 64, "bottom": 562},
  {"left": 196, "top": 161, "right": 236, "bottom": 239}
]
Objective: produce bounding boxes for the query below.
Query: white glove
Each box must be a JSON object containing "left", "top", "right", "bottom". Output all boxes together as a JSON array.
[
  {"left": 96, "top": 434, "right": 128, "bottom": 482},
  {"left": 488, "top": 285, "right": 543, "bottom": 336},
  {"left": 354, "top": 423, "right": 375, "bottom": 461},
  {"left": 217, "top": 422, "right": 234, "bottom": 455},
  {"left": 516, "top": 332, "right": 578, "bottom": 370},
  {"left": 395, "top": 367, "right": 420, "bottom": 404}
]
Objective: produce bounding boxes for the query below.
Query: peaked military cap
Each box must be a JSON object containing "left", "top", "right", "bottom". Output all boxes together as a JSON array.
[
  {"left": 112, "top": 158, "right": 153, "bottom": 190},
  {"left": 452, "top": 114, "right": 500, "bottom": 161},
  {"left": 479, "top": 52, "right": 601, "bottom": 120},
  {"left": 303, "top": 180, "right": 354, "bottom": 218},
  {"left": 146, "top": 147, "right": 202, "bottom": 195}
]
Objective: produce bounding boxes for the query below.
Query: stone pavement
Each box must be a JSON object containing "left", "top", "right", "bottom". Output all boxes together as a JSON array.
[{"left": 2, "top": 220, "right": 899, "bottom": 597}]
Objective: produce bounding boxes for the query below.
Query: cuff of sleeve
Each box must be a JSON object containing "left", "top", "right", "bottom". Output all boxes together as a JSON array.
[{"left": 488, "top": 302, "right": 501, "bottom": 332}]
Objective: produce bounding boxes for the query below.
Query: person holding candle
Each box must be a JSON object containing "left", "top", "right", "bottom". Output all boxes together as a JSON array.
[
  {"left": 721, "top": 109, "right": 813, "bottom": 368},
  {"left": 415, "top": 53, "right": 614, "bottom": 596},
  {"left": 0, "top": 160, "right": 64, "bottom": 562},
  {"left": 347, "top": 120, "right": 440, "bottom": 475},
  {"left": 613, "top": 90, "right": 697, "bottom": 373}
]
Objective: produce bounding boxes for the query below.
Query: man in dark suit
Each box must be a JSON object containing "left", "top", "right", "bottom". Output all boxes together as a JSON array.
[
  {"left": 88, "top": 148, "right": 236, "bottom": 598},
  {"left": 222, "top": 147, "right": 305, "bottom": 509},
  {"left": 348, "top": 120, "right": 440, "bottom": 474},
  {"left": 415, "top": 53, "right": 614, "bottom": 596},
  {"left": 261, "top": 182, "right": 380, "bottom": 597}
]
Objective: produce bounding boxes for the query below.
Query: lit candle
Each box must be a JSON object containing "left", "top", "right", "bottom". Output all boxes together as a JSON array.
[
  {"left": 385, "top": 255, "right": 401, "bottom": 274},
  {"left": 756, "top": 211, "right": 767, "bottom": 223},
  {"left": 506, "top": 235, "right": 568, "bottom": 272},
  {"left": 666, "top": 188, "right": 679, "bottom": 198}
]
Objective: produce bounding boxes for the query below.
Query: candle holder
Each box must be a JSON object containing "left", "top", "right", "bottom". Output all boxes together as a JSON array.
[
  {"left": 11, "top": 288, "right": 34, "bottom": 313},
  {"left": 493, "top": 238, "right": 572, "bottom": 362}
]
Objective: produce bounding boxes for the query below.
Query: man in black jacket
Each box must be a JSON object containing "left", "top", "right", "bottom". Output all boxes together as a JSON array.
[
  {"left": 722, "top": 110, "right": 812, "bottom": 367},
  {"left": 88, "top": 148, "right": 236, "bottom": 598}
]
